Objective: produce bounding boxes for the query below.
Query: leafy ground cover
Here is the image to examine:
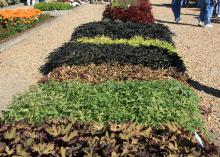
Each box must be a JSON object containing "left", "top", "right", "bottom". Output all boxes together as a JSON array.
[
  {"left": 39, "top": 64, "right": 188, "bottom": 84},
  {"left": 0, "top": 13, "right": 50, "bottom": 41},
  {"left": 41, "top": 41, "right": 185, "bottom": 74},
  {"left": 1, "top": 80, "right": 202, "bottom": 132},
  {"left": 77, "top": 36, "right": 176, "bottom": 54},
  {"left": 0, "top": 119, "right": 218, "bottom": 156},
  {"left": 34, "top": 2, "right": 73, "bottom": 11},
  {"left": 103, "top": 0, "right": 154, "bottom": 24},
  {"left": 71, "top": 21, "right": 174, "bottom": 43}
]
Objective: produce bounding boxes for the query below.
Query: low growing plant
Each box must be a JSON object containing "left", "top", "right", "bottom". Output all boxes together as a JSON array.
[
  {"left": 0, "top": 119, "right": 218, "bottom": 156},
  {"left": 72, "top": 21, "right": 174, "bottom": 43},
  {"left": 41, "top": 41, "right": 185, "bottom": 74},
  {"left": 34, "top": 2, "right": 73, "bottom": 11},
  {"left": 39, "top": 64, "right": 189, "bottom": 84},
  {"left": 1, "top": 80, "right": 202, "bottom": 131},
  {"left": 77, "top": 36, "right": 176, "bottom": 54}
]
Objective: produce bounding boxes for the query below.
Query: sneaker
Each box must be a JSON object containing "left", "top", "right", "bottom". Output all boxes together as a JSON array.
[
  {"left": 175, "top": 17, "right": 181, "bottom": 23},
  {"left": 204, "top": 24, "right": 213, "bottom": 28},
  {"left": 198, "top": 21, "right": 204, "bottom": 27}
]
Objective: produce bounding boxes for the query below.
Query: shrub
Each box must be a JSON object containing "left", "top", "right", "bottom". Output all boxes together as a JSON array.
[
  {"left": 0, "top": 119, "right": 218, "bottom": 156},
  {"left": 71, "top": 21, "right": 173, "bottom": 43},
  {"left": 34, "top": 2, "right": 73, "bottom": 11},
  {"left": 39, "top": 64, "right": 189, "bottom": 84},
  {"left": 1, "top": 80, "right": 202, "bottom": 131},
  {"left": 41, "top": 41, "right": 185, "bottom": 74},
  {"left": 103, "top": 0, "right": 154, "bottom": 24}
]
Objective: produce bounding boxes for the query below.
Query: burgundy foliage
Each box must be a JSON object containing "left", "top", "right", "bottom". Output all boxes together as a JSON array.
[{"left": 103, "top": 0, "right": 155, "bottom": 24}]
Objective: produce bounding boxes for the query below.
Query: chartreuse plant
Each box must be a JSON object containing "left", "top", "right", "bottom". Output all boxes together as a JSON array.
[
  {"left": 77, "top": 36, "right": 176, "bottom": 54},
  {"left": 1, "top": 80, "right": 203, "bottom": 132}
]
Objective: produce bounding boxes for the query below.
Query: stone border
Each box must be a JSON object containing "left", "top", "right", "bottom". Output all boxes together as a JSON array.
[{"left": 0, "top": 5, "right": 86, "bottom": 52}]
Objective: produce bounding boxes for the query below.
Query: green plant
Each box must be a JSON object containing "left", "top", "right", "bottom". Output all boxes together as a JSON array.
[
  {"left": 77, "top": 36, "right": 176, "bottom": 54},
  {"left": 34, "top": 2, "right": 73, "bottom": 11},
  {"left": 0, "top": 119, "right": 218, "bottom": 156},
  {"left": 1, "top": 80, "right": 203, "bottom": 131},
  {"left": 39, "top": 64, "right": 188, "bottom": 84}
]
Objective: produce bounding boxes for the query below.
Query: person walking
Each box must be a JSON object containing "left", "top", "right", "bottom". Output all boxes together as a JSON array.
[
  {"left": 171, "top": 0, "right": 184, "bottom": 23},
  {"left": 198, "top": 0, "right": 216, "bottom": 28}
]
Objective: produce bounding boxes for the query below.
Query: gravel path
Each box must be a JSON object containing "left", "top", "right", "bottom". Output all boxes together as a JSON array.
[
  {"left": 0, "top": 4, "right": 105, "bottom": 110},
  {"left": 0, "top": 0, "right": 219, "bottom": 145},
  {"left": 152, "top": 0, "right": 220, "bottom": 144}
]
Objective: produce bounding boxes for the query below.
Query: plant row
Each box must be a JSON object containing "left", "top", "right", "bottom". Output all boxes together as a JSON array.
[
  {"left": 77, "top": 36, "right": 176, "bottom": 53},
  {"left": 34, "top": 2, "right": 73, "bottom": 11},
  {"left": 0, "top": 119, "right": 218, "bottom": 156},
  {"left": 72, "top": 21, "right": 174, "bottom": 43},
  {"left": 1, "top": 80, "right": 202, "bottom": 131},
  {"left": 0, "top": 9, "right": 49, "bottom": 40},
  {"left": 41, "top": 41, "right": 185, "bottom": 74},
  {"left": 40, "top": 64, "right": 188, "bottom": 84}
]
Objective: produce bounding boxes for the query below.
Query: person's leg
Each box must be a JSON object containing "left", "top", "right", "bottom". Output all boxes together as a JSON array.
[
  {"left": 172, "top": 0, "right": 182, "bottom": 20},
  {"left": 218, "top": 0, "right": 220, "bottom": 16},
  {"left": 204, "top": 0, "right": 215, "bottom": 26},
  {"left": 199, "top": 0, "right": 206, "bottom": 22}
]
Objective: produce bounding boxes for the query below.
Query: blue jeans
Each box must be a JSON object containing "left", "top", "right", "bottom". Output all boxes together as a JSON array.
[
  {"left": 172, "top": 0, "right": 184, "bottom": 19},
  {"left": 213, "top": 0, "right": 220, "bottom": 15},
  {"left": 199, "top": 0, "right": 216, "bottom": 24}
]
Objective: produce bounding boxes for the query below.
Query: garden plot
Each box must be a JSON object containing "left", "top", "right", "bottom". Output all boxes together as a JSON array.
[{"left": 0, "top": 0, "right": 219, "bottom": 156}]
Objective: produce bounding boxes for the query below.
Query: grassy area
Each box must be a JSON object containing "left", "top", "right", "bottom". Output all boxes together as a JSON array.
[{"left": 1, "top": 80, "right": 203, "bottom": 131}]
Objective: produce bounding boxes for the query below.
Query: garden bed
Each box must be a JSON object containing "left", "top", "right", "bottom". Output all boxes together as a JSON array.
[
  {"left": 1, "top": 0, "right": 219, "bottom": 154},
  {"left": 0, "top": 8, "right": 51, "bottom": 42},
  {"left": 0, "top": 14, "right": 52, "bottom": 43}
]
